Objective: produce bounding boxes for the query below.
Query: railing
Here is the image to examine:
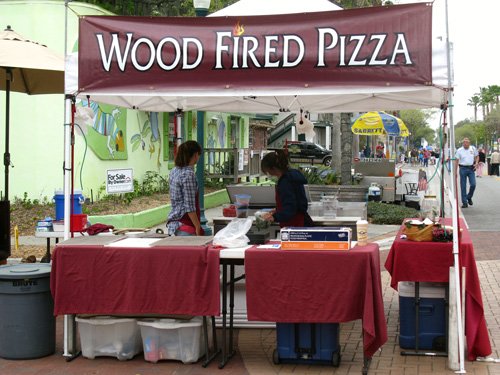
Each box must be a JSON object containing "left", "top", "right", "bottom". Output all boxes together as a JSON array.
[{"left": 204, "top": 148, "right": 268, "bottom": 182}]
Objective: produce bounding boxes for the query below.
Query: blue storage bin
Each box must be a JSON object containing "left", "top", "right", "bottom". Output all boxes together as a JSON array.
[
  {"left": 273, "top": 323, "right": 340, "bottom": 366},
  {"left": 398, "top": 281, "right": 447, "bottom": 350}
]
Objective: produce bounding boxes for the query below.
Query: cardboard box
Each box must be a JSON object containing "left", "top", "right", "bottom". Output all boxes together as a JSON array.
[{"left": 280, "top": 227, "right": 351, "bottom": 250}]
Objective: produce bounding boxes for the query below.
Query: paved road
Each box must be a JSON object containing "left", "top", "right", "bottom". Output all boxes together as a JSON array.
[{"left": 460, "top": 175, "right": 500, "bottom": 231}]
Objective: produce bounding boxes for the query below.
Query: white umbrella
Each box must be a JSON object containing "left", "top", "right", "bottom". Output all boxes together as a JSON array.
[{"left": 0, "top": 25, "right": 64, "bottom": 260}]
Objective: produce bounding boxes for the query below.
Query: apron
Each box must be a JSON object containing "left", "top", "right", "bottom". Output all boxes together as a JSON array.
[{"left": 177, "top": 191, "right": 204, "bottom": 235}]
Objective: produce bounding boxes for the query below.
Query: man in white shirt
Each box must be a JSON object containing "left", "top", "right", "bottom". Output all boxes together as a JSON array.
[{"left": 454, "top": 138, "right": 479, "bottom": 208}]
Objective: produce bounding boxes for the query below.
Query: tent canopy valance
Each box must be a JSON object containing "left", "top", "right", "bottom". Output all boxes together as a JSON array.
[{"left": 66, "top": 3, "right": 449, "bottom": 113}]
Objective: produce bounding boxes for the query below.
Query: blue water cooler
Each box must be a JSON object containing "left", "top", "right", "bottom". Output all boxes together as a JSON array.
[
  {"left": 53, "top": 190, "right": 84, "bottom": 221},
  {"left": 398, "top": 281, "right": 447, "bottom": 351},
  {"left": 273, "top": 323, "right": 340, "bottom": 366}
]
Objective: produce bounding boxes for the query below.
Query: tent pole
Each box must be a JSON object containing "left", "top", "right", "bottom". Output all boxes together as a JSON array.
[
  {"left": 444, "top": 0, "right": 466, "bottom": 371},
  {"left": 196, "top": 111, "right": 211, "bottom": 235},
  {"left": 4, "top": 68, "right": 11, "bottom": 200},
  {"left": 62, "top": 0, "right": 78, "bottom": 360},
  {"left": 1, "top": 69, "right": 12, "bottom": 261}
]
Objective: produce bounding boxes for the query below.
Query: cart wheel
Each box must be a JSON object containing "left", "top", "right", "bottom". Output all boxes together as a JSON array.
[
  {"left": 272, "top": 349, "right": 280, "bottom": 365},
  {"left": 332, "top": 351, "right": 341, "bottom": 367}
]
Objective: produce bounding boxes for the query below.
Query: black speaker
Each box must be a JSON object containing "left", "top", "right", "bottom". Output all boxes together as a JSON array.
[{"left": 0, "top": 200, "right": 11, "bottom": 260}]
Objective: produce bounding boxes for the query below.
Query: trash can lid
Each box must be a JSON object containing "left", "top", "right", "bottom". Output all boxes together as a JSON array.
[{"left": 0, "top": 264, "right": 51, "bottom": 279}]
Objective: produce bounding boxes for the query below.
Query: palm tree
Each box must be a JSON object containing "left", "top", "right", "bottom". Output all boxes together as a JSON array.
[
  {"left": 334, "top": 0, "right": 384, "bottom": 185},
  {"left": 479, "top": 87, "right": 494, "bottom": 118},
  {"left": 468, "top": 95, "right": 480, "bottom": 122},
  {"left": 488, "top": 84, "right": 500, "bottom": 106},
  {"left": 340, "top": 113, "right": 353, "bottom": 184}
]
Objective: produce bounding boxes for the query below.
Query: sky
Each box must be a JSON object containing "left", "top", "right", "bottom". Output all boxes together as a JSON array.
[{"left": 396, "top": 0, "right": 500, "bottom": 125}]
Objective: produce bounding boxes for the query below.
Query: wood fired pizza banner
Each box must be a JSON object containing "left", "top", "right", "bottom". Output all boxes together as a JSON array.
[{"left": 78, "top": 3, "right": 432, "bottom": 94}]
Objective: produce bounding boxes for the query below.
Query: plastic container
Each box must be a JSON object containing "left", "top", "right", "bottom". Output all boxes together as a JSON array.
[
  {"left": 70, "top": 213, "right": 88, "bottom": 232},
  {"left": 222, "top": 204, "right": 237, "bottom": 217},
  {"left": 308, "top": 202, "right": 324, "bottom": 217},
  {"left": 53, "top": 189, "right": 84, "bottom": 221},
  {"left": 274, "top": 323, "right": 340, "bottom": 366},
  {"left": 320, "top": 195, "right": 338, "bottom": 218},
  {"left": 234, "top": 194, "right": 251, "bottom": 207},
  {"left": 398, "top": 281, "right": 447, "bottom": 350},
  {"left": 138, "top": 318, "right": 202, "bottom": 364},
  {"left": 336, "top": 202, "right": 367, "bottom": 219},
  {"left": 368, "top": 183, "right": 382, "bottom": 202},
  {"left": 356, "top": 219, "right": 369, "bottom": 246},
  {"left": 0, "top": 264, "right": 55, "bottom": 359},
  {"left": 236, "top": 205, "right": 248, "bottom": 218},
  {"left": 76, "top": 316, "right": 143, "bottom": 360}
]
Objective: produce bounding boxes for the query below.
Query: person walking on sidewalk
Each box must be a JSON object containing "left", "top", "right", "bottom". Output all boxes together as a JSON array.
[
  {"left": 491, "top": 149, "right": 500, "bottom": 176},
  {"left": 455, "top": 137, "right": 478, "bottom": 208},
  {"left": 476, "top": 148, "right": 486, "bottom": 177}
]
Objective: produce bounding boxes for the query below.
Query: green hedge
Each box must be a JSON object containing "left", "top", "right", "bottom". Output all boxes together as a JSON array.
[{"left": 367, "top": 201, "right": 419, "bottom": 225}]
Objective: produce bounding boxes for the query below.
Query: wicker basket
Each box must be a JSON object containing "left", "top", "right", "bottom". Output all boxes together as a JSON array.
[{"left": 403, "top": 224, "right": 434, "bottom": 242}]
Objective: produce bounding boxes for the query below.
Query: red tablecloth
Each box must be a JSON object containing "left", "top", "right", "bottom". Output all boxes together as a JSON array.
[
  {"left": 245, "top": 244, "right": 387, "bottom": 358},
  {"left": 51, "top": 243, "right": 220, "bottom": 316},
  {"left": 384, "top": 219, "right": 491, "bottom": 360}
]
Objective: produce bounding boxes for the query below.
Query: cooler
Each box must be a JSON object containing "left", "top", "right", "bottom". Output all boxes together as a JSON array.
[
  {"left": 398, "top": 281, "right": 447, "bottom": 350},
  {"left": 273, "top": 323, "right": 340, "bottom": 366},
  {"left": 53, "top": 189, "right": 85, "bottom": 221}
]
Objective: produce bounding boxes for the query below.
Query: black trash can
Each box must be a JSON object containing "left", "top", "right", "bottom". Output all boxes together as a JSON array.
[{"left": 0, "top": 263, "right": 55, "bottom": 359}]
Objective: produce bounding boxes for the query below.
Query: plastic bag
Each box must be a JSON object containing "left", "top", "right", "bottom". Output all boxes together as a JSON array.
[{"left": 213, "top": 218, "right": 253, "bottom": 248}]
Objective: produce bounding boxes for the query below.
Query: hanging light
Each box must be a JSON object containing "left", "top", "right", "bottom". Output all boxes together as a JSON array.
[{"left": 193, "top": 0, "right": 211, "bottom": 17}]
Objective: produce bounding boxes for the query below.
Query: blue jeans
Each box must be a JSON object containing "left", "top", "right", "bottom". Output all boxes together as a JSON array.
[
  {"left": 459, "top": 166, "right": 476, "bottom": 205},
  {"left": 175, "top": 229, "right": 195, "bottom": 236}
]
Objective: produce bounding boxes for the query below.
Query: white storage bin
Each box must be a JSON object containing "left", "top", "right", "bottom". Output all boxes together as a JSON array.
[
  {"left": 76, "top": 316, "right": 142, "bottom": 360},
  {"left": 138, "top": 318, "right": 202, "bottom": 364}
]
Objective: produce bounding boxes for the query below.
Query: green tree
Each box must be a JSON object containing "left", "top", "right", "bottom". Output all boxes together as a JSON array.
[
  {"left": 485, "top": 107, "right": 500, "bottom": 149},
  {"left": 479, "top": 86, "right": 495, "bottom": 118},
  {"left": 454, "top": 121, "right": 486, "bottom": 148},
  {"left": 488, "top": 85, "right": 500, "bottom": 104},
  {"left": 399, "top": 109, "right": 436, "bottom": 148},
  {"left": 80, "top": 0, "right": 237, "bottom": 16},
  {"left": 467, "top": 95, "right": 480, "bottom": 123}
]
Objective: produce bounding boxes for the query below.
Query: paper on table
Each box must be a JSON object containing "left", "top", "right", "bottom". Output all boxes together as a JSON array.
[
  {"left": 105, "top": 237, "right": 161, "bottom": 248},
  {"left": 406, "top": 218, "right": 434, "bottom": 226},
  {"left": 257, "top": 244, "right": 281, "bottom": 249}
]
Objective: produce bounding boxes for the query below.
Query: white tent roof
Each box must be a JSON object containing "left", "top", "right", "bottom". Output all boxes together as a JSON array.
[
  {"left": 210, "top": 0, "right": 342, "bottom": 16},
  {"left": 65, "top": 2, "right": 450, "bottom": 113}
]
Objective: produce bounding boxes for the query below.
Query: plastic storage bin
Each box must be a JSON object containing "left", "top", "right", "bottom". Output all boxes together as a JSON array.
[
  {"left": 398, "top": 281, "right": 447, "bottom": 350},
  {"left": 273, "top": 323, "right": 340, "bottom": 366},
  {"left": 76, "top": 316, "right": 142, "bottom": 360},
  {"left": 0, "top": 264, "right": 55, "bottom": 359},
  {"left": 138, "top": 318, "right": 202, "bottom": 364}
]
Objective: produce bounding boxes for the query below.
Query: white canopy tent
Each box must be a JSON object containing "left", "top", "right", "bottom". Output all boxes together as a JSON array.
[
  {"left": 61, "top": 2, "right": 470, "bottom": 371},
  {"left": 65, "top": 0, "right": 449, "bottom": 114},
  {"left": 210, "top": 0, "right": 342, "bottom": 16}
]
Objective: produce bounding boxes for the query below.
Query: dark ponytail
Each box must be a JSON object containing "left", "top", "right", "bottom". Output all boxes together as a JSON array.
[
  {"left": 261, "top": 149, "right": 289, "bottom": 174},
  {"left": 175, "top": 140, "right": 202, "bottom": 167}
]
